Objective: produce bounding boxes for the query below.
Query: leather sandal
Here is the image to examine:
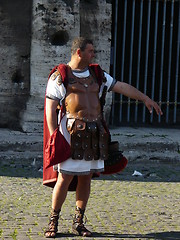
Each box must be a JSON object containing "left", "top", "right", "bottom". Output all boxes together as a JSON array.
[
  {"left": 44, "top": 208, "right": 60, "bottom": 238},
  {"left": 72, "top": 207, "right": 92, "bottom": 237}
]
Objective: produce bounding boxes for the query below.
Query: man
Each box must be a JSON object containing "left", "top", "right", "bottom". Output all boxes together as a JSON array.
[{"left": 44, "top": 37, "right": 163, "bottom": 238}]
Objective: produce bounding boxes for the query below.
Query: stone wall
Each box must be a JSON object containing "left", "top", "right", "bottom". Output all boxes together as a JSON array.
[
  {"left": 0, "top": 0, "right": 32, "bottom": 129},
  {"left": 80, "top": 0, "right": 112, "bottom": 69},
  {"left": 0, "top": 0, "right": 112, "bottom": 132}
]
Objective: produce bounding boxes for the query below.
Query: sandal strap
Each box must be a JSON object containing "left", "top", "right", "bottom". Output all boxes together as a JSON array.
[
  {"left": 45, "top": 208, "right": 60, "bottom": 235},
  {"left": 74, "top": 222, "right": 91, "bottom": 235},
  {"left": 72, "top": 207, "right": 92, "bottom": 236}
]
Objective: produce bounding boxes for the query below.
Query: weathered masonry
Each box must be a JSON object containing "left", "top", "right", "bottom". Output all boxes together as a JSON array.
[
  {"left": 0, "top": 0, "right": 32, "bottom": 130},
  {"left": 0, "top": 0, "right": 179, "bottom": 133},
  {"left": 0, "top": 0, "right": 112, "bottom": 132}
]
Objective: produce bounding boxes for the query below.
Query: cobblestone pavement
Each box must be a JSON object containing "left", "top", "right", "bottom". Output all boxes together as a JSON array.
[{"left": 0, "top": 162, "right": 180, "bottom": 240}]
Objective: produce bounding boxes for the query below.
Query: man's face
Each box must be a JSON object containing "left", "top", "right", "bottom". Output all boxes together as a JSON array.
[{"left": 80, "top": 44, "right": 95, "bottom": 64}]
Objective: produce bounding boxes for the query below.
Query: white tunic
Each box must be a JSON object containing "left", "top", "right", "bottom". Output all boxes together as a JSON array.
[{"left": 46, "top": 67, "right": 115, "bottom": 175}]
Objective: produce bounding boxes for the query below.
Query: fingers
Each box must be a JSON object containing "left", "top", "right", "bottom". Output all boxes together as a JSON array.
[
  {"left": 153, "top": 102, "right": 163, "bottom": 116},
  {"left": 147, "top": 105, "right": 153, "bottom": 114},
  {"left": 145, "top": 99, "right": 163, "bottom": 116},
  {"left": 150, "top": 102, "right": 163, "bottom": 116}
]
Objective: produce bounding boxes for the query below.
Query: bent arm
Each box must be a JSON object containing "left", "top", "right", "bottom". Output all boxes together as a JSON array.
[
  {"left": 112, "top": 81, "right": 163, "bottom": 116},
  {"left": 46, "top": 98, "right": 59, "bottom": 135}
]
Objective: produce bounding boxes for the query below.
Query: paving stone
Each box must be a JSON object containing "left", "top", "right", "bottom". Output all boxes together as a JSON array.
[
  {"left": 0, "top": 127, "right": 180, "bottom": 239},
  {"left": 0, "top": 166, "right": 180, "bottom": 240}
]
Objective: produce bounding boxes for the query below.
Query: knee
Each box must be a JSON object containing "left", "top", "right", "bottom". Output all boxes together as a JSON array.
[{"left": 56, "top": 173, "right": 74, "bottom": 187}]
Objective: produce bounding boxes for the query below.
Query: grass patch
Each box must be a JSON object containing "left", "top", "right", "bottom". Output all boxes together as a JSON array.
[
  {"left": 10, "top": 229, "right": 18, "bottom": 240},
  {"left": 0, "top": 229, "right": 3, "bottom": 237}
]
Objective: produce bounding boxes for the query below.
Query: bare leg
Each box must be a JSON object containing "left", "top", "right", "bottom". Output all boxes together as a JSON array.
[
  {"left": 72, "top": 173, "right": 93, "bottom": 237},
  {"left": 52, "top": 173, "right": 74, "bottom": 211},
  {"left": 76, "top": 173, "right": 93, "bottom": 209},
  {"left": 45, "top": 173, "right": 74, "bottom": 238}
]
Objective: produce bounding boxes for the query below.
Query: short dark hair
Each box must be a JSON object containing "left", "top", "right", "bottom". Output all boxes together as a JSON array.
[{"left": 71, "top": 37, "right": 93, "bottom": 55}]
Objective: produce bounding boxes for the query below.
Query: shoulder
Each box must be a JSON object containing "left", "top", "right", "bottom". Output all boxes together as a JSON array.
[
  {"left": 49, "top": 64, "right": 69, "bottom": 85},
  {"left": 57, "top": 64, "right": 70, "bottom": 77},
  {"left": 49, "top": 70, "right": 62, "bottom": 86},
  {"left": 50, "top": 70, "right": 60, "bottom": 81}
]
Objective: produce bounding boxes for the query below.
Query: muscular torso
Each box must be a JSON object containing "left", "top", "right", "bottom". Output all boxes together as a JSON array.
[{"left": 65, "top": 69, "right": 101, "bottom": 122}]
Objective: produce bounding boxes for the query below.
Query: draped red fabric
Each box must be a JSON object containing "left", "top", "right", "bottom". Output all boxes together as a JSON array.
[{"left": 43, "top": 64, "right": 69, "bottom": 188}]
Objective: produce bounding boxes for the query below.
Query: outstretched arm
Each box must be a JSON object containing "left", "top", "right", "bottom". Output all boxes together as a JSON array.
[{"left": 112, "top": 81, "right": 163, "bottom": 116}]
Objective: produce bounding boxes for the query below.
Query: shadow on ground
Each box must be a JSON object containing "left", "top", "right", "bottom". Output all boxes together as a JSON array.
[{"left": 55, "top": 231, "right": 180, "bottom": 239}]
